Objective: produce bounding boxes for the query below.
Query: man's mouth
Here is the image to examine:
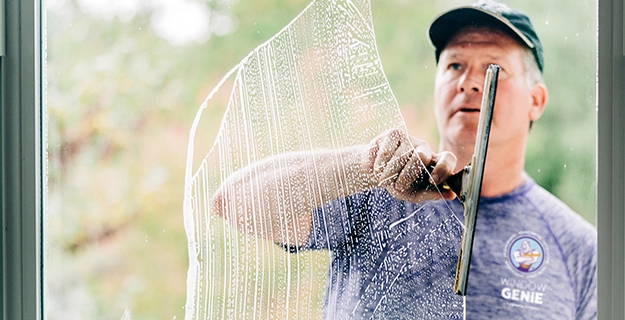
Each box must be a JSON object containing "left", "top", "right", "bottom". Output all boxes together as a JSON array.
[
  {"left": 452, "top": 100, "right": 482, "bottom": 115},
  {"left": 458, "top": 107, "right": 480, "bottom": 113}
]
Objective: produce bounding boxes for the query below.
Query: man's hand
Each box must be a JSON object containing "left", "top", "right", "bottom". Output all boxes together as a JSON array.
[{"left": 361, "top": 129, "right": 457, "bottom": 203}]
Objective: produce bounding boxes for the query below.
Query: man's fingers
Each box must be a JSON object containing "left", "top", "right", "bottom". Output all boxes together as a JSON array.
[
  {"left": 362, "top": 141, "right": 379, "bottom": 175},
  {"left": 394, "top": 146, "right": 431, "bottom": 191},
  {"left": 362, "top": 129, "right": 455, "bottom": 200},
  {"left": 430, "top": 151, "right": 457, "bottom": 185},
  {"left": 414, "top": 145, "right": 434, "bottom": 165},
  {"left": 372, "top": 129, "right": 405, "bottom": 175},
  {"left": 378, "top": 146, "right": 412, "bottom": 187}
]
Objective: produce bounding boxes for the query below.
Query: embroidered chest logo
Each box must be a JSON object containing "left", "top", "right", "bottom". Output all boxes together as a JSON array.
[{"left": 504, "top": 231, "right": 549, "bottom": 277}]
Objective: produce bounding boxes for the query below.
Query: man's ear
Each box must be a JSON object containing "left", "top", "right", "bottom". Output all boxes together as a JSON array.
[{"left": 529, "top": 83, "right": 548, "bottom": 121}]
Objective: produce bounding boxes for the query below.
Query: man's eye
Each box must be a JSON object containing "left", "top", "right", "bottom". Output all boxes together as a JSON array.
[{"left": 448, "top": 63, "right": 462, "bottom": 71}]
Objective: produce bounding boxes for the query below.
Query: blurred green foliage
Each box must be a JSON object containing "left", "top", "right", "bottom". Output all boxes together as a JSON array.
[{"left": 45, "top": 0, "right": 596, "bottom": 319}]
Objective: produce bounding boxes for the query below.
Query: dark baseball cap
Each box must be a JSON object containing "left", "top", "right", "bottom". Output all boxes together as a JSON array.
[{"left": 428, "top": 1, "right": 544, "bottom": 72}]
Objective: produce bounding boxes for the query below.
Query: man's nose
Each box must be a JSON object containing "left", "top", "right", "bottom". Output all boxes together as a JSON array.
[{"left": 457, "top": 68, "right": 483, "bottom": 94}]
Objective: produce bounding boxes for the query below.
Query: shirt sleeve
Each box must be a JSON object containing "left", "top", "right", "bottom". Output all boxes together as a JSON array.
[
  {"left": 298, "top": 190, "right": 372, "bottom": 252},
  {"left": 532, "top": 184, "right": 598, "bottom": 319},
  {"left": 546, "top": 197, "right": 598, "bottom": 319},
  {"left": 570, "top": 221, "right": 597, "bottom": 320}
]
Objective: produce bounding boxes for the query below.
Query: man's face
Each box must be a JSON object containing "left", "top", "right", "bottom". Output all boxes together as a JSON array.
[
  {"left": 434, "top": 28, "right": 543, "bottom": 158},
  {"left": 521, "top": 240, "right": 531, "bottom": 253}
]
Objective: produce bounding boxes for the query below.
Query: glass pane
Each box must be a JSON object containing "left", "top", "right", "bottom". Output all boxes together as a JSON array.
[{"left": 44, "top": 0, "right": 597, "bottom": 319}]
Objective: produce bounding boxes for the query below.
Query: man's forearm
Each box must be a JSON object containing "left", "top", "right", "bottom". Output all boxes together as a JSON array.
[{"left": 210, "top": 146, "right": 374, "bottom": 246}]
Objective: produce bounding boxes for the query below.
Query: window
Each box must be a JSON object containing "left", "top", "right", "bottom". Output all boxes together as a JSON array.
[{"left": 1, "top": 0, "right": 623, "bottom": 318}]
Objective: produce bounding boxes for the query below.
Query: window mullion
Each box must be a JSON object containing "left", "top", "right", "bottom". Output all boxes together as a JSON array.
[
  {"left": 1, "top": 0, "right": 43, "bottom": 319},
  {"left": 598, "top": 0, "right": 625, "bottom": 319}
]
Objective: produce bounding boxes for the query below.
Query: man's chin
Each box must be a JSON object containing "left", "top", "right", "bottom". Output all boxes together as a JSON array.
[
  {"left": 447, "top": 130, "right": 478, "bottom": 147},
  {"left": 441, "top": 134, "right": 476, "bottom": 158}
]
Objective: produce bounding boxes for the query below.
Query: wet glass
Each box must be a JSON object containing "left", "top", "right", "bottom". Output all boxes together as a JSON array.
[{"left": 43, "top": 0, "right": 597, "bottom": 319}]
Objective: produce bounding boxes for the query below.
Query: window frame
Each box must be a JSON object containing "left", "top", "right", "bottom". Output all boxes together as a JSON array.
[
  {"left": 1, "top": 0, "right": 43, "bottom": 319},
  {"left": 0, "top": 0, "right": 622, "bottom": 319},
  {"left": 597, "top": 0, "right": 625, "bottom": 317}
]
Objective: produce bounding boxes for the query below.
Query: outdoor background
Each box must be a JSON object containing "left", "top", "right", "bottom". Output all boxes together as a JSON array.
[{"left": 45, "top": 0, "right": 597, "bottom": 319}]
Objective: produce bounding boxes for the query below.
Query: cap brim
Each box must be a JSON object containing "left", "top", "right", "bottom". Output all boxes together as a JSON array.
[{"left": 428, "top": 6, "right": 534, "bottom": 52}]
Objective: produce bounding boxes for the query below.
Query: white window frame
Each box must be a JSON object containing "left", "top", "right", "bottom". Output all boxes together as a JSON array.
[{"left": 0, "top": 0, "right": 622, "bottom": 319}]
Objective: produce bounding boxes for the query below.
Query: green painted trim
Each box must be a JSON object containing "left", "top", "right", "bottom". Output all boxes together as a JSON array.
[
  {"left": 0, "top": 0, "right": 5, "bottom": 56},
  {"left": 598, "top": 0, "right": 625, "bottom": 318},
  {"left": 1, "top": 0, "right": 43, "bottom": 319}
]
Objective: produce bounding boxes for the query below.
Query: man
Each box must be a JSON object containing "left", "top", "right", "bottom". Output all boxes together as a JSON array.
[{"left": 211, "top": 1, "right": 597, "bottom": 318}]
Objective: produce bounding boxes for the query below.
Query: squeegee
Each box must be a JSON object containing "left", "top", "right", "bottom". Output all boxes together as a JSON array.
[{"left": 441, "top": 64, "right": 500, "bottom": 296}]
